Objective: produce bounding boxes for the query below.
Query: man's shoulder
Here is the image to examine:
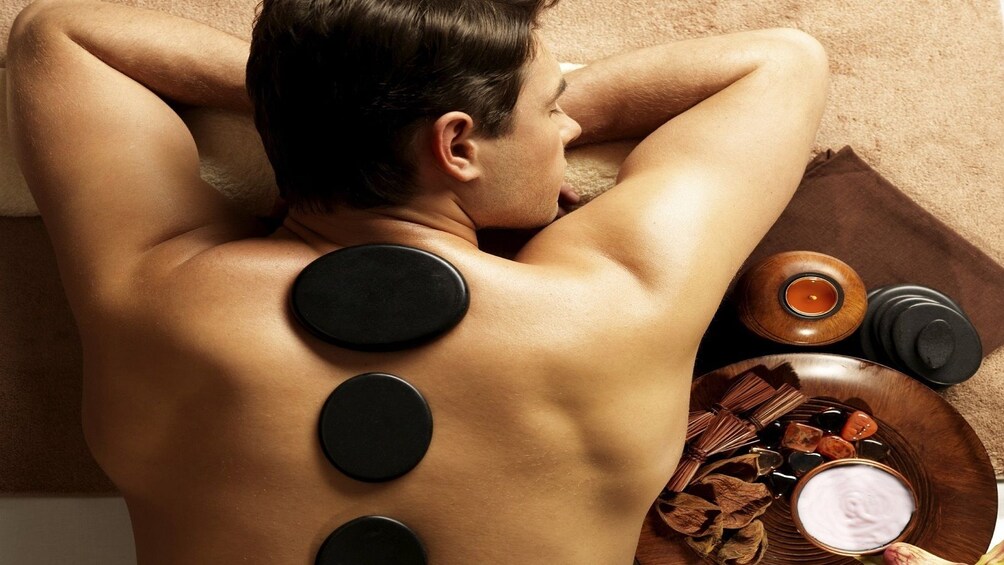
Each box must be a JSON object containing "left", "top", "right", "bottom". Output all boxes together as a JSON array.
[{"left": 84, "top": 236, "right": 304, "bottom": 338}]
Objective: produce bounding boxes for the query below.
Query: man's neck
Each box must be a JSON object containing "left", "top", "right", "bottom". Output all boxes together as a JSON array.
[{"left": 281, "top": 198, "right": 480, "bottom": 254}]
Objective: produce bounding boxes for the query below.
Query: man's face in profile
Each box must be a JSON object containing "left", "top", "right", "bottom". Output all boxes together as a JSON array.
[{"left": 468, "top": 36, "right": 582, "bottom": 230}]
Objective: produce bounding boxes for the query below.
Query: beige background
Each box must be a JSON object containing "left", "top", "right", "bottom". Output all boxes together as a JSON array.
[{"left": 1, "top": 0, "right": 1002, "bottom": 488}]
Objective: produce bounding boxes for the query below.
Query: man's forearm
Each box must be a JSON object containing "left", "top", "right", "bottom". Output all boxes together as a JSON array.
[
  {"left": 560, "top": 29, "right": 820, "bottom": 147},
  {"left": 11, "top": 0, "right": 251, "bottom": 113}
]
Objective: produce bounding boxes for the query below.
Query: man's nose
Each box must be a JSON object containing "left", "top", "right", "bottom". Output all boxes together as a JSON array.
[{"left": 563, "top": 115, "right": 582, "bottom": 146}]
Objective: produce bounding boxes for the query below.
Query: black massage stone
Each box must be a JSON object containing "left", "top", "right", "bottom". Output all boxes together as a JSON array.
[
  {"left": 857, "top": 438, "right": 890, "bottom": 462},
  {"left": 766, "top": 470, "right": 798, "bottom": 499},
  {"left": 292, "top": 244, "right": 469, "bottom": 352},
  {"left": 788, "top": 451, "right": 825, "bottom": 477},
  {"left": 861, "top": 287, "right": 896, "bottom": 363},
  {"left": 866, "top": 284, "right": 964, "bottom": 317},
  {"left": 875, "top": 296, "right": 938, "bottom": 366},
  {"left": 319, "top": 372, "right": 433, "bottom": 482},
  {"left": 891, "top": 302, "right": 982, "bottom": 386},
  {"left": 915, "top": 318, "right": 955, "bottom": 368},
  {"left": 809, "top": 408, "right": 846, "bottom": 434},
  {"left": 315, "top": 515, "right": 427, "bottom": 565},
  {"left": 756, "top": 420, "right": 784, "bottom": 449}
]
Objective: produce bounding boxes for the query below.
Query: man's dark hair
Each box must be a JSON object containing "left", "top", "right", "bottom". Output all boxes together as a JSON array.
[{"left": 246, "top": 0, "right": 560, "bottom": 213}]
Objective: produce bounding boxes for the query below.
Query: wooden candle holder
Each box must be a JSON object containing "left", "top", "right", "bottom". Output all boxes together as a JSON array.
[{"left": 735, "top": 251, "right": 867, "bottom": 346}]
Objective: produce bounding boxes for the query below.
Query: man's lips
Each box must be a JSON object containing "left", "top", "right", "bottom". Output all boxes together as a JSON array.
[{"left": 556, "top": 182, "right": 581, "bottom": 219}]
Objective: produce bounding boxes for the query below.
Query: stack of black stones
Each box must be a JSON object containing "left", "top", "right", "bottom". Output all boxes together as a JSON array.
[
  {"left": 291, "top": 244, "right": 471, "bottom": 565},
  {"left": 859, "top": 284, "right": 982, "bottom": 387}
]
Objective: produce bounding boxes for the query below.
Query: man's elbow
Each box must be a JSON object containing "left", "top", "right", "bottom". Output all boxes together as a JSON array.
[
  {"left": 763, "top": 28, "right": 829, "bottom": 75},
  {"left": 8, "top": 0, "right": 78, "bottom": 59},
  {"left": 756, "top": 28, "right": 830, "bottom": 99}
]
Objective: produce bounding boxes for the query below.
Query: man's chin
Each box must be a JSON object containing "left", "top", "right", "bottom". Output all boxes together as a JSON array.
[{"left": 528, "top": 200, "right": 563, "bottom": 226}]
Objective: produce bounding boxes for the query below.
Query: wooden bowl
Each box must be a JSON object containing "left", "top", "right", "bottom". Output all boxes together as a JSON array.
[
  {"left": 634, "top": 354, "right": 998, "bottom": 565},
  {"left": 735, "top": 251, "right": 867, "bottom": 346},
  {"left": 789, "top": 459, "right": 919, "bottom": 556}
]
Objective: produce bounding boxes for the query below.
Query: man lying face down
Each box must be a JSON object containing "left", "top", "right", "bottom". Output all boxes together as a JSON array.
[{"left": 7, "top": 0, "right": 829, "bottom": 563}]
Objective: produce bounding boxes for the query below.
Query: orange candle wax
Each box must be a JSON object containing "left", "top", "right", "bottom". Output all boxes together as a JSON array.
[{"left": 784, "top": 276, "right": 839, "bottom": 317}]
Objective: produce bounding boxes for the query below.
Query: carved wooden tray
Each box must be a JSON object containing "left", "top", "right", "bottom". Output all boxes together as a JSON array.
[{"left": 634, "top": 353, "right": 997, "bottom": 564}]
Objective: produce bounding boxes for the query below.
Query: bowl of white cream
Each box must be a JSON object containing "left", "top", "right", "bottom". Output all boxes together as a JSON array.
[{"left": 790, "top": 459, "right": 918, "bottom": 555}]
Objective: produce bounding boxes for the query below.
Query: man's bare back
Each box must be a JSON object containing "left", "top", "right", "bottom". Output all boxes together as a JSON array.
[
  {"left": 81, "top": 226, "right": 690, "bottom": 565},
  {"left": 7, "top": 1, "right": 829, "bottom": 563}
]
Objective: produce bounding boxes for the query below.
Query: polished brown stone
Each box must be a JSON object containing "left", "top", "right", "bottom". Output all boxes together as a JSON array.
[
  {"left": 781, "top": 422, "right": 823, "bottom": 452},
  {"left": 817, "top": 435, "right": 857, "bottom": 460},
  {"left": 840, "top": 410, "right": 878, "bottom": 441}
]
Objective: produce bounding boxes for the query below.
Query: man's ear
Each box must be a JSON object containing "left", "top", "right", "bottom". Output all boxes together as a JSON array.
[{"left": 430, "top": 111, "right": 482, "bottom": 182}]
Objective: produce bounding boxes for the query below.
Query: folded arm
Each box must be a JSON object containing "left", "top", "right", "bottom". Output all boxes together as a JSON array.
[
  {"left": 521, "top": 29, "right": 830, "bottom": 354},
  {"left": 6, "top": 0, "right": 259, "bottom": 317}
]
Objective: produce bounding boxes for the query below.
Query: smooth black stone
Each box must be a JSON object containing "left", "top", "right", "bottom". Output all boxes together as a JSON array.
[
  {"left": 892, "top": 302, "right": 982, "bottom": 386},
  {"left": 788, "top": 451, "right": 825, "bottom": 476},
  {"left": 315, "top": 516, "right": 427, "bottom": 565},
  {"left": 860, "top": 287, "right": 893, "bottom": 362},
  {"left": 291, "top": 244, "right": 469, "bottom": 352},
  {"left": 757, "top": 421, "right": 784, "bottom": 448},
  {"left": 810, "top": 408, "right": 846, "bottom": 434},
  {"left": 857, "top": 438, "right": 890, "bottom": 461},
  {"left": 319, "top": 373, "right": 433, "bottom": 482},
  {"left": 916, "top": 319, "right": 955, "bottom": 369},
  {"left": 866, "top": 293, "right": 923, "bottom": 366},
  {"left": 863, "top": 288, "right": 928, "bottom": 364},
  {"left": 766, "top": 470, "right": 798, "bottom": 499},
  {"left": 876, "top": 296, "right": 938, "bottom": 367},
  {"left": 865, "top": 285, "right": 965, "bottom": 319}
]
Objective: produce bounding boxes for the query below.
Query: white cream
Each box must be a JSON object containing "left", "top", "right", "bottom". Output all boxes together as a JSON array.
[{"left": 795, "top": 464, "right": 915, "bottom": 552}]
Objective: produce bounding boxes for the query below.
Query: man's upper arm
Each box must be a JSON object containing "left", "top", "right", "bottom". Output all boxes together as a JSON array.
[
  {"left": 5, "top": 5, "right": 261, "bottom": 310},
  {"left": 519, "top": 30, "right": 829, "bottom": 336}
]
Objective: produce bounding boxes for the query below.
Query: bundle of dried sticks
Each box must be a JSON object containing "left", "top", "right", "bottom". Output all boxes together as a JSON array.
[
  {"left": 745, "top": 383, "right": 807, "bottom": 432},
  {"left": 669, "top": 366, "right": 809, "bottom": 492},
  {"left": 668, "top": 412, "right": 758, "bottom": 492},
  {"left": 686, "top": 371, "right": 776, "bottom": 440}
]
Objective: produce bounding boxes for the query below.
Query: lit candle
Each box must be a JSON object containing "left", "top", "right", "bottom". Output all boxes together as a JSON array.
[{"left": 784, "top": 276, "right": 840, "bottom": 317}]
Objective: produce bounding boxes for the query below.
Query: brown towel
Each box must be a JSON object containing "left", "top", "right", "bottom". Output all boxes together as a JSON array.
[
  {"left": 0, "top": 218, "right": 116, "bottom": 494},
  {"left": 695, "top": 146, "right": 1004, "bottom": 375}
]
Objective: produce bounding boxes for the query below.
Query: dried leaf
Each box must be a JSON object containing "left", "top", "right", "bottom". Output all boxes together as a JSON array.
[
  {"left": 685, "top": 521, "right": 725, "bottom": 557},
  {"left": 717, "top": 520, "right": 768, "bottom": 565},
  {"left": 692, "top": 453, "right": 760, "bottom": 483},
  {"left": 654, "top": 491, "right": 723, "bottom": 537},
  {"left": 687, "top": 474, "right": 772, "bottom": 529}
]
